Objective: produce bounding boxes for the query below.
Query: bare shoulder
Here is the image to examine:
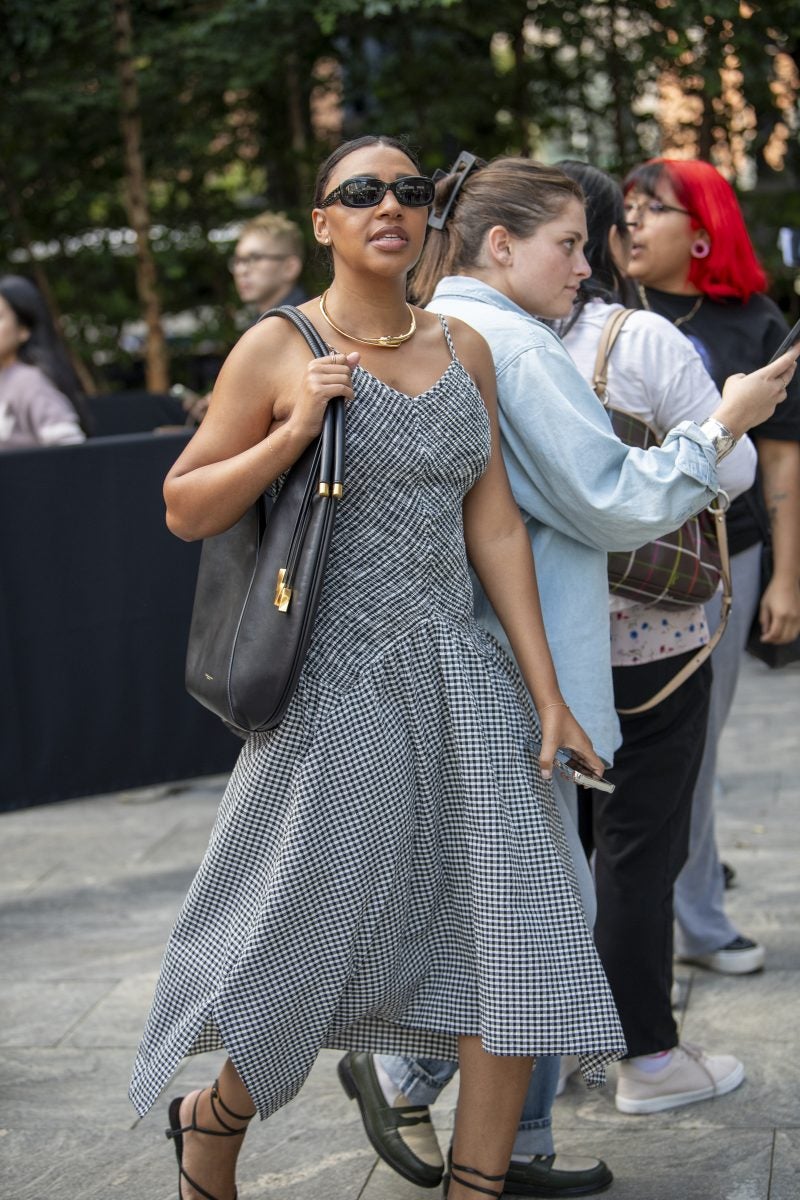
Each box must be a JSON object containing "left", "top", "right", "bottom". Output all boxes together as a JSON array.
[
  {"left": 435, "top": 313, "right": 492, "bottom": 365},
  {"left": 428, "top": 312, "right": 495, "bottom": 393}
]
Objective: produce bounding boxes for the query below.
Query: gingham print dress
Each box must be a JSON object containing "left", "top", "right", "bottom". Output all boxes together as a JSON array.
[{"left": 129, "top": 318, "right": 625, "bottom": 1120}]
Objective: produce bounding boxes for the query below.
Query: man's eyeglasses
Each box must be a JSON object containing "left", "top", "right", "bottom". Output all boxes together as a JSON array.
[
  {"left": 320, "top": 176, "right": 435, "bottom": 209},
  {"left": 624, "top": 196, "right": 691, "bottom": 225},
  {"left": 228, "top": 252, "right": 289, "bottom": 272}
]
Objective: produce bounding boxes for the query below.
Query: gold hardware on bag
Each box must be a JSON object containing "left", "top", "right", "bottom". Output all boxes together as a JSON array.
[
  {"left": 332, "top": 483, "right": 343, "bottom": 499},
  {"left": 318, "top": 482, "right": 331, "bottom": 497},
  {"left": 274, "top": 568, "right": 292, "bottom": 612}
]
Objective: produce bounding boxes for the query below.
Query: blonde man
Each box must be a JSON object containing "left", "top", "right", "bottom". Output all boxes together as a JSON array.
[{"left": 229, "top": 211, "right": 306, "bottom": 313}]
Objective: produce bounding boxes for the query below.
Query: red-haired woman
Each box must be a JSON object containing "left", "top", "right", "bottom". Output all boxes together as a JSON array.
[{"left": 623, "top": 157, "right": 800, "bottom": 979}]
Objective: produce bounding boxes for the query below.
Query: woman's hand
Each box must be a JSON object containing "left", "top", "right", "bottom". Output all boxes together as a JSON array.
[
  {"left": 286, "top": 350, "right": 359, "bottom": 444},
  {"left": 757, "top": 574, "right": 800, "bottom": 645},
  {"left": 537, "top": 703, "right": 605, "bottom": 784},
  {"left": 715, "top": 346, "right": 800, "bottom": 440}
]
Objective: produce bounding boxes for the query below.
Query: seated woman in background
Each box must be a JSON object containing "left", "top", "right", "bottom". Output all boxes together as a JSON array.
[{"left": 0, "top": 274, "right": 89, "bottom": 449}]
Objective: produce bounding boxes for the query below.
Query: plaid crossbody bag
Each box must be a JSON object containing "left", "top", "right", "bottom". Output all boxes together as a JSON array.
[{"left": 593, "top": 308, "right": 732, "bottom": 714}]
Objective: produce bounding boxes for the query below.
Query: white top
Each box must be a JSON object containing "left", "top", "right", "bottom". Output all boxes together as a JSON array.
[
  {"left": 0, "top": 361, "right": 85, "bottom": 450},
  {"left": 563, "top": 299, "right": 756, "bottom": 666}
]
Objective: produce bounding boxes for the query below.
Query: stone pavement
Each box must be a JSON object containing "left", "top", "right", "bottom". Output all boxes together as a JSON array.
[{"left": 1, "top": 654, "right": 798, "bottom": 1200}]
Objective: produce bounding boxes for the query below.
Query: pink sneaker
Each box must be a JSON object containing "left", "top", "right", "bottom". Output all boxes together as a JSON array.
[{"left": 615, "top": 1043, "right": 744, "bottom": 1114}]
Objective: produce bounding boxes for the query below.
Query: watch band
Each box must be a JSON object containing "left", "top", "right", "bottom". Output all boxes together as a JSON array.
[{"left": 699, "top": 417, "right": 737, "bottom": 463}]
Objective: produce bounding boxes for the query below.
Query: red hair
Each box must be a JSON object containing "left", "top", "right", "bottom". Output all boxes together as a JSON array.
[{"left": 623, "top": 158, "right": 767, "bottom": 302}]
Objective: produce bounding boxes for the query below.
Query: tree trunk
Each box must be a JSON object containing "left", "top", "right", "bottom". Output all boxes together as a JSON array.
[
  {"left": 285, "top": 53, "right": 311, "bottom": 201},
  {"left": 111, "top": 0, "right": 169, "bottom": 392},
  {"left": 512, "top": 24, "right": 531, "bottom": 157},
  {"left": 606, "top": 2, "right": 629, "bottom": 172}
]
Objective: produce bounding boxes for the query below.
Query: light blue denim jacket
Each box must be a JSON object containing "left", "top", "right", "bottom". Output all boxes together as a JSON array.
[{"left": 428, "top": 276, "right": 720, "bottom": 762}]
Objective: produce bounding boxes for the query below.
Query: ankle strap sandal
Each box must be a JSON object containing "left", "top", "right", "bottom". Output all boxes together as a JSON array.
[
  {"left": 165, "top": 1079, "right": 255, "bottom": 1200},
  {"left": 446, "top": 1158, "right": 506, "bottom": 1198}
]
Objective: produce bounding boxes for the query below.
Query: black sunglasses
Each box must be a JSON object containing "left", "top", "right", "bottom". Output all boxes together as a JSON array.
[{"left": 320, "top": 175, "right": 435, "bottom": 209}]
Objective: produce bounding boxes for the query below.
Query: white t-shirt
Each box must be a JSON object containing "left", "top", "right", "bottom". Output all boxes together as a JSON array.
[{"left": 563, "top": 299, "right": 756, "bottom": 666}]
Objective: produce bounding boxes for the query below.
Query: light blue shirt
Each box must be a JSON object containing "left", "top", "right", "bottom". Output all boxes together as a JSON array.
[{"left": 428, "top": 276, "right": 720, "bottom": 762}]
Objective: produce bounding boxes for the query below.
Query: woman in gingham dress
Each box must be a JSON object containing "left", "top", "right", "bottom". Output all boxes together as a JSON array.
[{"left": 129, "top": 135, "right": 625, "bottom": 1200}]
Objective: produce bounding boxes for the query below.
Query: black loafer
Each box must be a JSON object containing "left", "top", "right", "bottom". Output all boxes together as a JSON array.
[
  {"left": 338, "top": 1052, "right": 444, "bottom": 1188},
  {"left": 503, "top": 1154, "right": 613, "bottom": 1198}
]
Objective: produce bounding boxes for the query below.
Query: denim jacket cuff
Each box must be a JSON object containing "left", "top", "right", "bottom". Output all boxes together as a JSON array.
[{"left": 662, "top": 420, "right": 719, "bottom": 491}]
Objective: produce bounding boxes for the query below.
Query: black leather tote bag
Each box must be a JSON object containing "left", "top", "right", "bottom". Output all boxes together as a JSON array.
[{"left": 185, "top": 305, "right": 345, "bottom": 734}]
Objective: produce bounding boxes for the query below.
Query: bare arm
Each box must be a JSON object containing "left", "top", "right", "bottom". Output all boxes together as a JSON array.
[
  {"left": 754, "top": 437, "right": 800, "bottom": 644},
  {"left": 452, "top": 321, "right": 605, "bottom": 781},
  {"left": 162, "top": 315, "right": 359, "bottom": 540}
]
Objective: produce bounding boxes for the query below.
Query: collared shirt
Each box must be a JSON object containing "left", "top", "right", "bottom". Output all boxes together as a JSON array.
[{"left": 428, "top": 276, "right": 720, "bottom": 762}]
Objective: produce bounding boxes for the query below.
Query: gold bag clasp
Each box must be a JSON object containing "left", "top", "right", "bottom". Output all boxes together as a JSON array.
[{"left": 274, "top": 567, "right": 292, "bottom": 612}]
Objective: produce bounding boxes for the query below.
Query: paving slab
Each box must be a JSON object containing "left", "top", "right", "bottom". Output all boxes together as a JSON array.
[{"left": 0, "top": 654, "right": 797, "bottom": 1200}]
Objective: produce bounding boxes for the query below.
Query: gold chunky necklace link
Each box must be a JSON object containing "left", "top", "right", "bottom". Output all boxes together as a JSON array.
[{"left": 319, "top": 289, "right": 416, "bottom": 348}]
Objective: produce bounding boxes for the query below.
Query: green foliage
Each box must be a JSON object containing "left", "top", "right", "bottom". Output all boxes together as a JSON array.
[{"left": 2, "top": 0, "right": 798, "bottom": 386}]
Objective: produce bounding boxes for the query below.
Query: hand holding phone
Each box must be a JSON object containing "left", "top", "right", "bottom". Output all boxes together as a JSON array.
[{"left": 528, "top": 738, "right": 615, "bottom": 793}]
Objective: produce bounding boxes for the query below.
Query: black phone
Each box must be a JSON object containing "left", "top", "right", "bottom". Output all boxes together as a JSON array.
[
  {"left": 768, "top": 317, "right": 800, "bottom": 365},
  {"left": 528, "top": 739, "right": 615, "bottom": 794}
]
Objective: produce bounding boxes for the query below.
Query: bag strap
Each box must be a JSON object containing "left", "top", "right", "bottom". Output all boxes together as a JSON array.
[
  {"left": 616, "top": 497, "right": 732, "bottom": 715},
  {"left": 592, "top": 308, "right": 637, "bottom": 404},
  {"left": 259, "top": 304, "right": 346, "bottom": 499},
  {"left": 589, "top": 305, "right": 733, "bottom": 714}
]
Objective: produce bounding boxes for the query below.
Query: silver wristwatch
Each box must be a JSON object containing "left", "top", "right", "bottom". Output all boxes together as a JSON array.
[{"left": 699, "top": 417, "right": 737, "bottom": 463}]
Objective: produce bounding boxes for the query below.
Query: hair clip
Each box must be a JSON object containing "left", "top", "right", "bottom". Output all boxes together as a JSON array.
[{"left": 427, "top": 151, "right": 481, "bottom": 231}]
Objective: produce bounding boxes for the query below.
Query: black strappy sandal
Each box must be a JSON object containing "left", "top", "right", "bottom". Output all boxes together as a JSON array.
[
  {"left": 165, "top": 1079, "right": 254, "bottom": 1200},
  {"left": 442, "top": 1158, "right": 505, "bottom": 1198}
]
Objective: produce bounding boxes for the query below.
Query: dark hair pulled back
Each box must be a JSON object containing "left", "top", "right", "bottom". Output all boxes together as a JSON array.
[{"left": 410, "top": 157, "right": 584, "bottom": 306}]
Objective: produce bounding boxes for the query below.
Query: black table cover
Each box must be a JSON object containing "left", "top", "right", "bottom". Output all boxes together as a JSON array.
[{"left": 1, "top": 432, "right": 238, "bottom": 810}]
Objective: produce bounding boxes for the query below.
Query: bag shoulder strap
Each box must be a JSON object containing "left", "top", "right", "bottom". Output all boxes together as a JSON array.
[
  {"left": 592, "top": 308, "right": 637, "bottom": 403},
  {"left": 259, "top": 304, "right": 331, "bottom": 360}
]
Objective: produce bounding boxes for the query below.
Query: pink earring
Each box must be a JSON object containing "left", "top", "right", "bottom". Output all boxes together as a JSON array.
[{"left": 691, "top": 239, "right": 710, "bottom": 259}]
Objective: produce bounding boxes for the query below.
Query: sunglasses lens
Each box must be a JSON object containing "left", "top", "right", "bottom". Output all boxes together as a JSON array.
[
  {"left": 340, "top": 178, "right": 386, "bottom": 207},
  {"left": 395, "top": 178, "right": 435, "bottom": 207}
]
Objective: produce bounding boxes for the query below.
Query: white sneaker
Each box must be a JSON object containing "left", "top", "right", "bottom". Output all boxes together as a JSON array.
[
  {"left": 677, "top": 935, "right": 765, "bottom": 975},
  {"left": 615, "top": 1043, "right": 744, "bottom": 1114}
]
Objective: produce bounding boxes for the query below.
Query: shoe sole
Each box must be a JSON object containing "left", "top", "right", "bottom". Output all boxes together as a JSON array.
[
  {"left": 445, "top": 1170, "right": 613, "bottom": 1199},
  {"left": 615, "top": 1061, "right": 745, "bottom": 1114},
  {"left": 676, "top": 950, "right": 765, "bottom": 975},
  {"left": 337, "top": 1056, "right": 442, "bottom": 1189}
]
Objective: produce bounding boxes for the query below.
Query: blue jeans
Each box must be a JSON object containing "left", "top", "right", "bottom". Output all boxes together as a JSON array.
[{"left": 378, "top": 1053, "right": 560, "bottom": 1156}]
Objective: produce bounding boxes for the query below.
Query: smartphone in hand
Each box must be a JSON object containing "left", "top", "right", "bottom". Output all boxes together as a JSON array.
[
  {"left": 768, "top": 317, "right": 800, "bottom": 365},
  {"left": 528, "top": 738, "right": 615, "bottom": 794}
]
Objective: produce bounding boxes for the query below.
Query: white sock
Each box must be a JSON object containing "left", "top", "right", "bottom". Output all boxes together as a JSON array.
[
  {"left": 629, "top": 1049, "right": 673, "bottom": 1073},
  {"left": 374, "top": 1056, "right": 402, "bottom": 1105}
]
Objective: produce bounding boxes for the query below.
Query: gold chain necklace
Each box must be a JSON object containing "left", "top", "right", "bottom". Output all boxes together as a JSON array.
[
  {"left": 637, "top": 283, "right": 703, "bottom": 329},
  {"left": 319, "top": 289, "right": 416, "bottom": 349}
]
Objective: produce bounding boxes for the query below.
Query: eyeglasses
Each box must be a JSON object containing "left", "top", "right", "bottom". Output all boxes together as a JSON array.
[
  {"left": 624, "top": 197, "right": 691, "bottom": 225},
  {"left": 228, "top": 252, "right": 289, "bottom": 272},
  {"left": 320, "top": 176, "right": 435, "bottom": 209}
]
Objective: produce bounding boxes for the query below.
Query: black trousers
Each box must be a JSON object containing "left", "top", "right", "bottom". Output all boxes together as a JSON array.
[{"left": 589, "top": 651, "right": 712, "bottom": 1058}]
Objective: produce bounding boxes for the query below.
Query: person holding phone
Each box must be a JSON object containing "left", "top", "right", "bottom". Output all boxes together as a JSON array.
[
  {"left": 339, "top": 154, "right": 796, "bottom": 1197},
  {"left": 623, "top": 157, "right": 800, "bottom": 980}
]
